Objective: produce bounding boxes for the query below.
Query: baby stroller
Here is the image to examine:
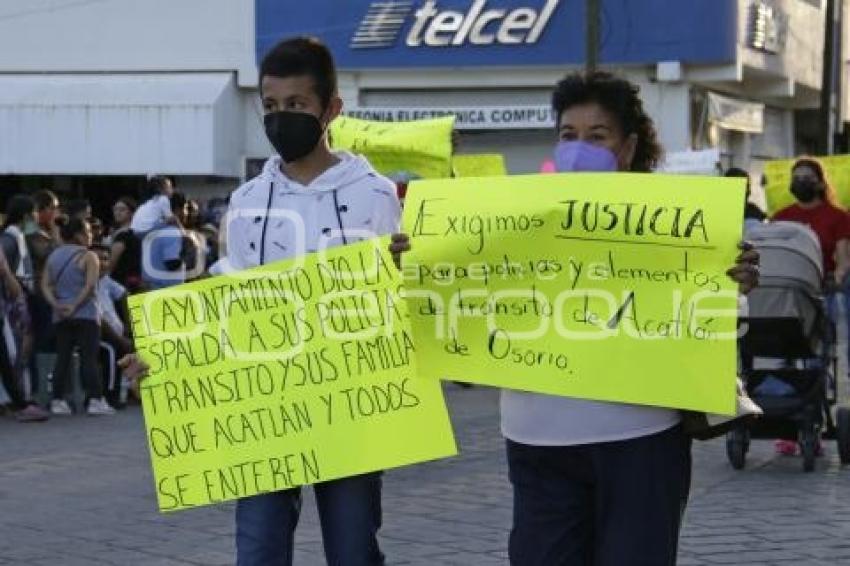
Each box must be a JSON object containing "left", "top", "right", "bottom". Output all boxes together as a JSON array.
[{"left": 730, "top": 221, "right": 850, "bottom": 472}]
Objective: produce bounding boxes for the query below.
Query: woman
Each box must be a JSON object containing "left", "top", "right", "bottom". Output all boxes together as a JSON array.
[
  {"left": 502, "top": 72, "right": 758, "bottom": 566},
  {"left": 42, "top": 217, "right": 114, "bottom": 416},
  {"left": 0, "top": 195, "right": 38, "bottom": 404},
  {"left": 27, "top": 190, "right": 62, "bottom": 355},
  {"left": 773, "top": 158, "right": 850, "bottom": 455},
  {"left": 0, "top": 245, "right": 48, "bottom": 422},
  {"left": 773, "top": 158, "right": 850, "bottom": 283},
  {"left": 108, "top": 197, "right": 143, "bottom": 292}
]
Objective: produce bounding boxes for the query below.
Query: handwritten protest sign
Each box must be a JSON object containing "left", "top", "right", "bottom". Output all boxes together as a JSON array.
[
  {"left": 402, "top": 173, "right": 744, "bottom": 415},
  {"left": 453, "top": 154, "right": 508, "bottom": 178},
  {"left": 330, "top": 115, "right": 454, "bottom": 179},
  {"left": 129, "top": 239, "right": 457, "bottom": 512},
  {"left": 764, "top": 155, "right": 850, "bottom": 213}
]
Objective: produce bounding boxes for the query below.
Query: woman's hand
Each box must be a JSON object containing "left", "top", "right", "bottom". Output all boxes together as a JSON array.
[
  {"left": 389, "top": 233, "right": 411, "bottom": 270},
  {"left": 56, "top": 304, "right": 74, "bottom": 319},
  {"left": 726, "top": 241, "right": 760, "bottom": 295}
]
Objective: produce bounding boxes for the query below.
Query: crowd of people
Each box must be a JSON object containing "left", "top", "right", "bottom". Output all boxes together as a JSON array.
[
  {"left": 2, "top": 32, "right": 843, "bottom": 566},
  {"left": 0, "top": 178, "right": 225, "bottom": 421}
]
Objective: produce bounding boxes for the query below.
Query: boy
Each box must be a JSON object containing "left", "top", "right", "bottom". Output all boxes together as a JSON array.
[
  {"left": 141, "top": 193, "right": 190, "bottom": 290},
  {"left": 130, "top": 176, "right": 179, "bottom": 235},
  {"left": 223, "top": 36, "right": 402, "bottom": 565},
  {"left": 92, "top": 245, "right": 133, "bottom": 404}
]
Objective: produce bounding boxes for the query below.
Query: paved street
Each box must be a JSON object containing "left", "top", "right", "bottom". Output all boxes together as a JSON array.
[{"left": 2, "top": 385, "right": 850, "bottom": 566}]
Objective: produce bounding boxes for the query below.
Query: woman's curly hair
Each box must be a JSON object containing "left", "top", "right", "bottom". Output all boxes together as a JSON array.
[{"left": 552, "top": 72, "right": 663, "bottom": 173}]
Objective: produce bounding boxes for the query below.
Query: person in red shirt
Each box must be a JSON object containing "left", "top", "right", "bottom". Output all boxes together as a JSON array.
[
  {"left": 772, "top": 157, "right": 850, "bottom": 456},
  {"left": 773, "top": 157, "right": 850, "bottom": 281}
]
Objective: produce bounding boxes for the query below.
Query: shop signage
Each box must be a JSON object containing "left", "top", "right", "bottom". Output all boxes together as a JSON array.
[
  {"left": 344, "top": 105, "right": 555, "bottom": 130},
  {"left": 257, "top": 0, "right": 738, "bottom": 68},
  {"left": 351, "top": 0, "right": 560, "bottom": 49},
  {"left": 747, "top": 0, "right": 788, "bottom": 54}
]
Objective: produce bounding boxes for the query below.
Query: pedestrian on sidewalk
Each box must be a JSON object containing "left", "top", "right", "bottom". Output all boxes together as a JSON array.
[
  {"left": 108, "top": 196, "right": 143, "bottom": 292},
  {"left": 42, "top": 217, "right": 114, "bottom": 417},
  {"left": 772, "top": 157, "right": 850, "bottom": 455},
  {"left": 0, "top": 244, "right": 48, "bottom": 422}
]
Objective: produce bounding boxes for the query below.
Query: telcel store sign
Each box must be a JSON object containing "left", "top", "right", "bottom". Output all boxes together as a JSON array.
[{"left": 351, "top": 0, "right": 559, "bottom": 49}]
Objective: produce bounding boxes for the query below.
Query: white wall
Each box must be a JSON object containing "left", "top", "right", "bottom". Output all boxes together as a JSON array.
[
  {"left": 739, "top": 0, "right": 825, "bottom": 91},
  {"left": 243, "top": 94, "right": 272, "bottom": 163},
  {"left": 0, "top": 0, "right": 257, "bottom": 86},
  {"left": 631, "top": 78, "right": 691, "bottom": 154}
]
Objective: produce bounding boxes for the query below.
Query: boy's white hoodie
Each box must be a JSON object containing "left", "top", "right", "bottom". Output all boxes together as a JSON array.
[{"left": 224, "top": 151, "right": 400, "bottom": 271}]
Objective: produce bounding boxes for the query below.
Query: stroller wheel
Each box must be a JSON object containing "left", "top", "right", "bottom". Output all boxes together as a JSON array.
[
  {"left": 800, "top": 424, "right": 818, "bottom": 472},
  {"left": 836, "top": 407, "right": 850, "bottom": 464},
  {"left": 726, "top": 428, "right": 748, "bottom": 470}
]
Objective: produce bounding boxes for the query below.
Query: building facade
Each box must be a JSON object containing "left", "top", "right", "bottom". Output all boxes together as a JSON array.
[{"left": 0, "top": 0, "right": 837, "bottom": 208}]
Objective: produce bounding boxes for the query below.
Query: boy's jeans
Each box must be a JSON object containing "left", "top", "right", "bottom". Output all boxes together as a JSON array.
[{"left": 236, "top": 472, "right": 384, "bottom": 566}]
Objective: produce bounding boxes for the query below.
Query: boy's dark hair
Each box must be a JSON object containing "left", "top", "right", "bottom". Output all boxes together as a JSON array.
[
  {"left": 552, "top": 72, "right": 662, "bottom": 172},
  {"left": 144, "top": 175, "right": 171, "bottom": 201},
  {"left": 65, "top": 198, "right": 90, "bottom": 219},
  {"left": 260, "top": 36, "right": 337, "bottom": 110},
  {"left": 90, "top": 244, "right": 111, "bottom": 254},
  {"left": 33, "top": 190, "right": 59, "bottom": 212},
  {"left": 3, "top": 195, "right": 35, "bottom": 228},
  {"left": 60, "top": 216, "right": 88, "bottom": 241}
]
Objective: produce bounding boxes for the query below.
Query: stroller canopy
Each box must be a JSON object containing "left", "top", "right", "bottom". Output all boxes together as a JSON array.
[
  {"left": 743, "top": 221, "right": 824, "bottom": 351},
  {"left": 745, "top": 221, "right": 823, "bottom": 296}
]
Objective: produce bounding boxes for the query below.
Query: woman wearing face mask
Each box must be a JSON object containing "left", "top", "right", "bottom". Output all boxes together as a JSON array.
[
  {"left": 773, "top": 158, "right": 850, "bottom": 284},
  {"left": 772, "top": 159, "right": 850, "bottom": 455},
  {"left": 503, "top": 72, "right": 759, "bottom": 566}
]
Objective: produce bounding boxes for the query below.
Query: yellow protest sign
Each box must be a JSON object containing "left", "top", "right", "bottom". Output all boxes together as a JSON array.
[
  {"left": 453, "top": 154, "right": 508, "bottom": 178},
  {"left": 129, "top": 239, "right": 457, "bottom": 512},
  {"left": 402, "top": 173, "right": 744, "bottom": 415},
  {"left": 330, "top": 115, "right": 454, "bottom": 179},
  {"left": 764, "top": 154, "right": 850, "bottom": 213}
]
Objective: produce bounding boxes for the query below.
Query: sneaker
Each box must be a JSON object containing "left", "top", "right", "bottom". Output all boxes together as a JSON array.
[
  {"left": 86, "top": 397, "right": 116, "bottom": 416},
  {"left": 775, "top": 439, "right": 798, "bottom": 456},
  {"left": 15, "top": 404, "right": 50, "bottom": 423},
  {"left": 50, "top": 399, "right": 73, "bottom": 416}
]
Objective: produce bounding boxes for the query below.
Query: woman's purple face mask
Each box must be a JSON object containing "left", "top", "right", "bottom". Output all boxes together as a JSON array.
[
  {"left": 553, "top": 141, "right": 617, "bottom": 172},
  {"left": 555, "top": 102, "right": 633, "bottom": 172}
]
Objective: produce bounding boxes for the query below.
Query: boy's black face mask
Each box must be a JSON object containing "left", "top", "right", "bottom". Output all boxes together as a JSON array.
[{"left": 264, "top": 110, "right": 324, "bottom": 163}]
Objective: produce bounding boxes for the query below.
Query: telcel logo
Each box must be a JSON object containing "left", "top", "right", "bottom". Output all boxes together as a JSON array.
[
  {"left": 408, "top": 0, "right": 559, "bottom": 46},
  {"left": 351, "top": 0, "right": 560, "bottom": 50}
]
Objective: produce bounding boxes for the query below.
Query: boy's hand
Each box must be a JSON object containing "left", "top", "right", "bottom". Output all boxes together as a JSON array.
[
  {"left": 118, "top": 353, "right": 150, "bottom": 397},
  {"left": 389, "top": 233, "right": 411, "bottom": 270},
  {"left": 726, "top": 241, "right": 759, "bottom": 295}
]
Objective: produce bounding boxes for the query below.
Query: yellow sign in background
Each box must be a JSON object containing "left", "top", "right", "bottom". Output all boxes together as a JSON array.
[
  {"left": 330, "top": 115, "right": 454, "bottom": 179},
  {"left": 764, "top": 155, "right": 850, "bottom": 213},
  {"left": 129, "top": 239, "right": 457, "bottom": 512},
  {"left": 452, "top": 154, "right": 508, "bottom": 178},
  {"left": 402, "top": 174, "right": 744, "bottom": 415}
]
